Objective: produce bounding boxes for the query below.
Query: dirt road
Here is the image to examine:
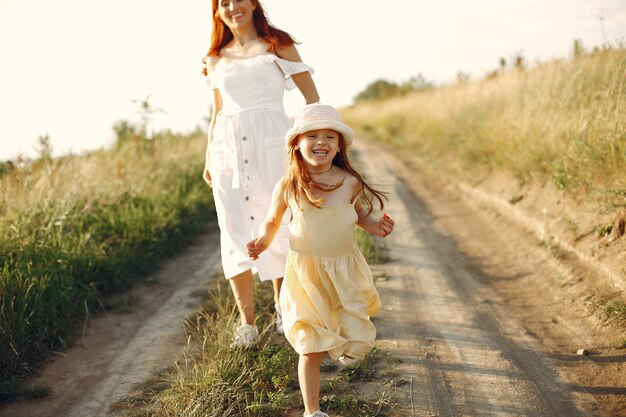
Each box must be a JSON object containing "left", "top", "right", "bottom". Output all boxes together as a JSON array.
[
  {"left": 357, "top": 141, "right": 625, "bottom": 417},
  {"left": 1, "top": 140, "right": 624, "bottom": 417}
]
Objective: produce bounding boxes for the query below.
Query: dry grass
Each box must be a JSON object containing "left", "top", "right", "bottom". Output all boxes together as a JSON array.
[{"left": 342, "top": 47, "right": 626, "bottom": 210}]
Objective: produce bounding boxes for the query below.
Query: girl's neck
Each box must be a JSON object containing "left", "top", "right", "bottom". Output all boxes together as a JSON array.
[
  {"left": 308, "top": 165, "right": 344, "bottom": 193},
  {"left": 308, "top": 165, "right": 333, "bottom": 175}
]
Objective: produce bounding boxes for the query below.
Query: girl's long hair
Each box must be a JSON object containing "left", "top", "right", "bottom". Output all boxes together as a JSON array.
[
  {"left": 208, "top": 0, "right": 298, "bottom": 57},
  {"left": 285, "top": 134, "right": 387, "bottom": 215}
]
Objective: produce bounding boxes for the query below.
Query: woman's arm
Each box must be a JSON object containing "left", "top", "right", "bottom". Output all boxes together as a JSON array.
[
  {"left": 246, "top": 180, "right": 289, "bottom": 259},
  {"left": 203, "top": 56, "right": 223, "bottom": 186},
  {"left": 276, "top": 44, "right": 320, "bottom": 104},
  {"left": 203, "top": 89, "right": 223, "bottom": 186}
]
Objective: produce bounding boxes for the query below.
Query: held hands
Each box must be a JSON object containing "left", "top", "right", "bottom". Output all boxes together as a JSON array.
[
  {"left": 374, "top": 213, "right": 395, "bottom": 238},
  {"left": 246, "top": 236, "right": 270, "bottom": 260}
]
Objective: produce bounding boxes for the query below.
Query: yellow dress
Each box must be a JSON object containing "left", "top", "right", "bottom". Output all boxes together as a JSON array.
[{"left": 280, "top": 197, "right": 381, "bottom": 361}]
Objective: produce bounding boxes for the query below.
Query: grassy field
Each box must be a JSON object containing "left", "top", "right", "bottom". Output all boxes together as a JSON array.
[
  {"left": 0, "top": 129, "right": 216, "bottom": 402},
  {"left": 342, "top": 46, "right": 626, "bottom": 211}
]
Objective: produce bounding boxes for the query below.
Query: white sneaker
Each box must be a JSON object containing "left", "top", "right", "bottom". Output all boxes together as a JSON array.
[
  {"left": 275, "top": 303, "right": 284, "bottom": 335},
  {"left": 230, "top": 324, "right": 259, "bottom": 348},
  {"left": 304, "top": 411, "right": 330, "bottom": 417},
  {"left": 338, "top": 355, "right": 359, "bottom": 367}
]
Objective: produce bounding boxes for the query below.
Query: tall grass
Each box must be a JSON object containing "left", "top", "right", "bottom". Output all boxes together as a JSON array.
[
  {"left": 0, "top": 130, "right": 216, "bottom": 401},
  {"left": 342, "top": 47, "right": 626, "bottom": 209}
]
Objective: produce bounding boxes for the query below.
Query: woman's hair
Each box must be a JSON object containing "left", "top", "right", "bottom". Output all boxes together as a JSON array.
[
  {"left": 208, "top": 0, "right": 298, "bottom": 57},
  {"left": 285, "top": 133, "right": 387, "bottom": 215}
]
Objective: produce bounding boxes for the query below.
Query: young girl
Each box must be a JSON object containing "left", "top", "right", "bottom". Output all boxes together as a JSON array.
[{"left": 246, "top": 103, "right": 394, "bottom": 417}]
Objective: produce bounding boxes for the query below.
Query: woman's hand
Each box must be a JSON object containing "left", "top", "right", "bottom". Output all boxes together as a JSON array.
[
  {"left": 374, "top": 213, "right": 395, "bottom": 238},
  {"left": 203, "top": 159, "right": 212, "bottom": 186},
  {"left": 246, "top": 237, "right": 270, "bottom": 260},
  {"left": 201, "top": 56, "right": 208, "bottom": 76}
]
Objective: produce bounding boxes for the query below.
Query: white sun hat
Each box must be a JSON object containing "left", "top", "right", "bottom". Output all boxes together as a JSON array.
[{"left": 285, "top": 103, "right": 354, "bottom": 147}]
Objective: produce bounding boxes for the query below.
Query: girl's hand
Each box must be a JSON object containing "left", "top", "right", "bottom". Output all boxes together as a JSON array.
[
  {"left": 246, "top": 237, "right": 269, "bottom": 260},
  {"left": 375, "top": 213, "right": 395, "bottom": 238}
]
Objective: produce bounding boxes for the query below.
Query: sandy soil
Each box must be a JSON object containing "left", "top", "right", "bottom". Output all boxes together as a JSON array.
[{"left": 1, "top": 139, "right": 624, "bottom": 417}]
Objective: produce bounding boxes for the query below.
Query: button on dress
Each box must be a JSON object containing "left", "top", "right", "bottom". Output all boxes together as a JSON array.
[
  {"left": 280, "top": 198, "right": 381, "bottom": 361},
  {"left": 207, "top": 54, "right": 313, "bottom": 280}
]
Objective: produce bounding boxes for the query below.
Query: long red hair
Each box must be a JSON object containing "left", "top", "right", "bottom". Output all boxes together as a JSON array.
[
  {"left": 285, "top": 134, "right": 388, "bottom": 215},
  {"left": 207, "top": 0, "right": 298, "bottom": 57}
]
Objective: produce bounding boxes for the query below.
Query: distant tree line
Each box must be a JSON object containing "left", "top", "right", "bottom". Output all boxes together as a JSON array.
[
  {"left": 354, "top": 73, "right": 433, "bottom": 102},
  {"left": 352, "top": 38, "right": 617, "bottom": 104}
]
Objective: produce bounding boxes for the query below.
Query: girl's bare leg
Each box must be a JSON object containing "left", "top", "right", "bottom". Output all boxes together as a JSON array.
[
  {"left": 229, "top": 269, "right": 255, "bottom": 325},
  {"left": 298, "top": 352, "right": 325, "bottom": 415}
]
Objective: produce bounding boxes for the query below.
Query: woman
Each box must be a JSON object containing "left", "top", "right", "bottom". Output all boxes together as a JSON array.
[{"left": 202, "top": 0, "right": 319, "bottom": 347}]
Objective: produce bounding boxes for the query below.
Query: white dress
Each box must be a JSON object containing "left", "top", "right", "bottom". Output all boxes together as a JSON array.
[{"left": 207, "top": 54, "right": 313, "bottom": 281}]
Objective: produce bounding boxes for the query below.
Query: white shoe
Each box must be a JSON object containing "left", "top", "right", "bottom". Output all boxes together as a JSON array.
[
  {"left": 338, "top": 355, "right": 359, "bottom": 367},
  {"left": 230, "top": 324, "right": 259, "bottom": 348},
  {"left": 275, "top": 303, "right": 284, "bottom": 335},
  {"left": 304, "top": 411, "right": 330, "bottom": 417}
]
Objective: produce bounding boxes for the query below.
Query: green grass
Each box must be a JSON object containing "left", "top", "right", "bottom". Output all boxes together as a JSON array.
[
  {"left": 139, "top": 278, "right": 299, "bottom": 417},
  {"left": 0, "top": 129, "right": 216, "bottom": 402},
  {"left": 319, "top": 347, "right": 395, "bottom": 417},
  {"left": 356, "top": 228, "right": 391, "bottom": 264},
  {"left": 604, "top": 298, "right": 626, "bottom": 321},
  {"left": 342, "top": 46, "right": 626, "bottom": 211}
]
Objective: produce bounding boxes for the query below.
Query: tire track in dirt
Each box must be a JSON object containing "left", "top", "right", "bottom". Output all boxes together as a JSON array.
[{"left": 358, "top": 141, "right": 585, "bottom": 417}]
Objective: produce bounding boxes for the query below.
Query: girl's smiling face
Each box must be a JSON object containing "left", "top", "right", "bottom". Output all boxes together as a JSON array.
[{"left": 296, "top": 129, "right": 341, "bottom": 171}]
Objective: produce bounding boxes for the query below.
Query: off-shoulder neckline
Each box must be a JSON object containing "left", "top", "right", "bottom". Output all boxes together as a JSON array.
[{"left": 214, "top": 53, "right": 282, "bottom": 71}]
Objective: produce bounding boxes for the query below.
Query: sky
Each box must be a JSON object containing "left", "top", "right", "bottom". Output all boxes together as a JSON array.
[{"left": 0, "top": 0, "right": 624, "bottom": 160}]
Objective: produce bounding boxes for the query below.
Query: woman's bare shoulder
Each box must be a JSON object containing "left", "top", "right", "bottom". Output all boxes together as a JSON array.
[
  {"left": 275, "top": 43, "right": 302, "bottom": 62},
  {"left": 204, "top": 55, "right": 221, "bottom": 73}
]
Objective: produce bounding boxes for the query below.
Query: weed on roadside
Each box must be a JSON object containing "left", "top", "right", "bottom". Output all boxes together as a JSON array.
[
  {"left": 585, "top": 293, "right": 626, "bottom": 322},
  {"left": 318, "top": 347, "right": 396, "bottom": 417},
  {"left": 604, "top": 298, "right": 626, "bottom": 321},
  {"left": 539, "top": 234, "right": 568, "bottom": 259}
]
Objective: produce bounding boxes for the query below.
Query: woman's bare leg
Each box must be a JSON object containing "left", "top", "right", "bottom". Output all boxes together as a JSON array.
[
  {"left": 298, "top": 352, "right": 325, "bottom": 415},
  {"left": 229, "top": 269, "right": 255, "bottom": 325},
  {"left": 272, "top": 277, "right": 283, "bottom": 307}
]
